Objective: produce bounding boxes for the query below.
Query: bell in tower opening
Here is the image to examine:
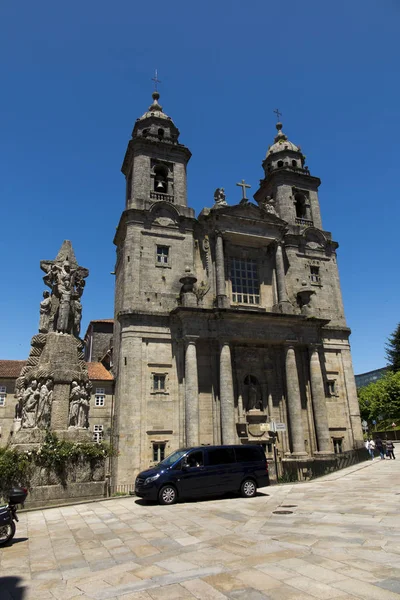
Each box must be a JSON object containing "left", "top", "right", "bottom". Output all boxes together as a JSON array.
[{"left": 154, "top": 165, "right": 168, "bottom": 193}]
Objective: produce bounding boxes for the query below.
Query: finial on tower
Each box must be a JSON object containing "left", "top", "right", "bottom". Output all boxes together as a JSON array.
[
  {"left": 273, "top": 108, "right": 282, "bottom": 122},
  {"left": 149, "top": 69, "right": 163, "bottom": 111},
  {"left": 152, "top": 69, "right": 161, "bottom": 91}
]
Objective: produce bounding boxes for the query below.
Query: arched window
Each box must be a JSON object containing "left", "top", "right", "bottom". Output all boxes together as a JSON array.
[
  {"left": 158, "top": 128, "right": 164, "bottom": 139},
  {"left": 154, "top": 165, "right": 168, "bottom": 193},
  {"left": 243, "top": 375, "right": 262, "bottom": 411},
  {"left": 295, "top": 193, "right": 307, "bottom": 218},
  {"left": 277, "top": 160, "right": 284, "bottom": 168},
  {"left": 142, "top": 128, "right": 149, "bottom": 138},
  {"left": 292, "top": 160, "right": 297, "bottom": 167}
]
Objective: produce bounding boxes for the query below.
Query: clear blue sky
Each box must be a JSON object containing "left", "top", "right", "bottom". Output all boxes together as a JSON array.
[{"left": 1, "top": 0, "right": 399, "bottom": 374}]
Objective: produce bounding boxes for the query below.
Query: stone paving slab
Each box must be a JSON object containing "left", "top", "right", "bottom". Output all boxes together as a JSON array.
[{"left": 1, "top": 457, "right": 400, "bottom": 599}]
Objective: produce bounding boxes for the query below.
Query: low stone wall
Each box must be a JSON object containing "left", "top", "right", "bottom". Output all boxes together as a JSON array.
[
  {"left": 282, "top": 448, "right": 369, "bottom": 482},
  {"left": 23, "top": 458, "right": 107, "bottom": 508}
]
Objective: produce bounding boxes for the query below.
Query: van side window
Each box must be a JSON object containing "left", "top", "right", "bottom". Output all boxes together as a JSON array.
[
  {"left": 207, "top": 447, "right": 235, "bottom": 466},
  {"left": 187, "top": 450, "right": 204, "bottom": 467},
  {"left": 235, "top": 446, "right": 263, "bottom": 462}
]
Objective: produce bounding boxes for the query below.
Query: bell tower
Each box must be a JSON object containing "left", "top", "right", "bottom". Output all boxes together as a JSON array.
[
  {"left": 121, "top": 90, "right": 191, "bottom": 209},
  {"left": 254, "top": 121, "right": 322, "bottom": 230}
]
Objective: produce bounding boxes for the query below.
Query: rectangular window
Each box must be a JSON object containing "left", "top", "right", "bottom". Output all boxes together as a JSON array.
[
  {"left": 153, "top": 374, "right": 166, "bottom": 391},
  {"left": 310, "top": 265, "right": 320, "bottom": 283},
  {"left": 153, "top": 442, "right": 166, "bottom": 462},
  {"left": 230, "top": 257, "right": 260, "bottom": 305},
  {"left": 95, "top": 388, "right": 105, "bottom": 407},
  {"left": 0, "top": 386, "right": 6, "bottom": 407},
  {"left": 93, "top": 424, "right": 104, "bottom": 443},
  {"left": 156, "top": 246, "right": 169, "bottom": 265},
  {"left": 333, "top": 438, "right": 343, "bottom": 454},
  {"left": 327, "top": 380, "right": 336, "bottom": 396}
]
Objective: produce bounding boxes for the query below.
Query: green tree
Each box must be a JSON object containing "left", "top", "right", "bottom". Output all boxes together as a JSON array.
[
  {"left": 358, "top": 371, "right": 400, "bottom": 427},
  {"left": 385, "top": 322, "right": 400, "bottom": 372}
]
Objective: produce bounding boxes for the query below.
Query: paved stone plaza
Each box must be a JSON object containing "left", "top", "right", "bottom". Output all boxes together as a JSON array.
[{"left": 2, "top": 456, "right": 400, "bottom": 600}]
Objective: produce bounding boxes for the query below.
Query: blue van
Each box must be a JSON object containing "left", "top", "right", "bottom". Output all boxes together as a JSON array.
[{"left": 135, "top": 444, "right": 269, "bottom": 505}]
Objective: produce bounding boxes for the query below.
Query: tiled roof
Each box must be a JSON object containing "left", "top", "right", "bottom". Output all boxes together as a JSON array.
[
  {"left": 0, "top": 360, "right": 113, "bottom": 381},
  {"left": 0, "top": 360, "right": 26, "bottom": 378},
  {"left": 90, "top": 319, "right": 114, "bottom": 324},
  {"left": 87, "top": 362, "right": 114, "bottom": 381}
]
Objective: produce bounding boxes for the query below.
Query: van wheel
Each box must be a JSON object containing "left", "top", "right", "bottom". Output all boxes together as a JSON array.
[
  {"left": 158, "top": 485, "right": 177, "bottom": 505},
  {"left": 241, "top": 479, "right": 257, "bottom": 498}
]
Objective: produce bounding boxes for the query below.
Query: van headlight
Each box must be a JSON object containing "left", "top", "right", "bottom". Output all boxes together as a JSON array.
[{"left": 144, "top": 474, "right": 160, "bottom": 485}]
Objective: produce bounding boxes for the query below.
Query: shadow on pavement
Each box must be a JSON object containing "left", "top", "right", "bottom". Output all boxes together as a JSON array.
[
  {"left": 135, "top": 489, "right": 270, "bottom": 506},
  {"left": 0, "top": 576, "right": 27, "bottom": 600},
  {"left": 8, "top": 537, "right": 29, "bottom": 546}
]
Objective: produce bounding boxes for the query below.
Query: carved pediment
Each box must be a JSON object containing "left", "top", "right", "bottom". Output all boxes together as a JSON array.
[
  {"left": 211, "top": 202, "right": 287, "bottom": 226},
  {"left": 149, "top": 202, "right": 179, "bottom": 227}
]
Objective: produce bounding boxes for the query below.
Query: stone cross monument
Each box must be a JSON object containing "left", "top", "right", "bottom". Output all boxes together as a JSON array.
[{"left": 13, "top": 240, "right": 92, "bottom": 447}]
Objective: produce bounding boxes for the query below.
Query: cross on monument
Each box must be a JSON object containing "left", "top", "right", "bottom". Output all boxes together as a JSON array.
[
  {"left": 273, "top": 108, "right": 282, "bottom": 121},
  {"left": 152, "top": 69, "right": 161, "bottom": 91},
  {"left": 236, "top": 179, "right": 251, "bottom": 201}
]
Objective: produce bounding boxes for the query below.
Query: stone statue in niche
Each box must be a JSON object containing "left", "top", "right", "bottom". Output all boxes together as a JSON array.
[
  {"left": 37, "top": 379, "right": 54, "bottom": 429},
  {"left": 21, "top": 380, "right": 40, "bottom": 428},
  {"left": 68, "top": 381, "right": 91, "bottom": 429},
  {"left": 244, "top": 375, "right": 263, "bottom": 411},
  {"left": 213, "top": 188, "right": 227, "bottom": 207},
  {"left": 39, "top": 291, "right": 52, "bottom": 333}
]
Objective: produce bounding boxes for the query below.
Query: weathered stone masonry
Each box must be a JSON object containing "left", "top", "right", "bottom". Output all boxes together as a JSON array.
[{"left": 112, "top": 91, "right": 363, "bottom": 485}]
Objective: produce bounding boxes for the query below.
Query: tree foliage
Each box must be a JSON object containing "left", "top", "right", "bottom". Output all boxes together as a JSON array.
[
  {"left": 385, "top": 322, "right": 400, "bottom": 372},
  {"left": 358, "top": 371, "right": 400, "bottom": 426}
]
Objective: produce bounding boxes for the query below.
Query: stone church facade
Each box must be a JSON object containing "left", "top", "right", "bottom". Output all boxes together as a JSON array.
[{"left": 113, "top": 90, "right": 363, "bottom": 485}]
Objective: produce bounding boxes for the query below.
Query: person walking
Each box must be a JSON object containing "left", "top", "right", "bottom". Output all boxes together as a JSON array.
[
  {"left": 386, "top": 440, "right": 396, "bottom": 460},
  {"left": 375, "top": 437, "right": 385, "bottom": 460},
  {"left": 365, "top": 438, "right": 375, "bottom": 460}
]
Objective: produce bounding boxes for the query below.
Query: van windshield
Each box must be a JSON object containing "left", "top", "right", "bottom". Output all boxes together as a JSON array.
[{"left": 158, "top": 449, "right": 187, "bottom": 468}]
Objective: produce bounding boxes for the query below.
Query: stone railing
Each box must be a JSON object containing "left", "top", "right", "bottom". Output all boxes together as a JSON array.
[
  {"left": 150, "top": 191, "right": 174, "bottom": 203},
  {"left": 295, "top": 217, "right": 314, "bottom": 227}
]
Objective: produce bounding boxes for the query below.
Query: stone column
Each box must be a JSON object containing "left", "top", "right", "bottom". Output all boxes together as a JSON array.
[
  {"left": 309, "top": 346, "right": 333, "bottom": 454},
  {"left": 216, "top": 232, "right": 228, "bottom": 308},
  {"left": 285, "top": 345, "right": 307, "bottom": 456},
  {"left": 275, "top": 242, "right": 293, "bottom": 314},
  {"left": 220, "top": 342, "right": 236, "bottom": 444},
  {"left": 185, "top": 337, "right": 199, "bottom": 446}
]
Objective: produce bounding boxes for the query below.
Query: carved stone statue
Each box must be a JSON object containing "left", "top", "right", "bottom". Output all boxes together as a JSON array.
[
  {"left": 39, "top": 291, "right": 52, "bottom": 333},
  {"left": 37, "top": 379, "right": 53, "bottom": 429},
  {"left": 244, "top": 377, "right": 262, "bottom": 411},
  {"left": 68, "top": 381, "right": 81, "bottom": 427},
  {"left": 261, "top": 195, "right": 277, "bottom": 215},
  {"left": 73, "top": 299, "right": 82, "bottom": 337},
  {"left": 40, "top": 243, "right": 88, "bottom": 338},
  {"left": 77, "top": 383, "right": 90, "bottom": 429},
  {"left": 21, "top": 380, "right": 40, "bottom": 428},
  {"left": 213, "top": 188, "right": 227, "bottom": 207}
]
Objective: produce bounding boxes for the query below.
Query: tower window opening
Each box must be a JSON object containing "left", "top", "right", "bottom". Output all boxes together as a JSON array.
[
  {"left": 295, "top": 193, "right": 307, "bottom": 218},
  {"left": 142, "top": 128, "right": 149, "bottom": 137},
  {"left": 292, "top": 160, "right": 297, "bottom": 167},
  {"left": 154, "top": 165, "right": 168, "bottom": 193},
  {"left": 156, "top": 245, "right": 169, "bottom": 264},
  {"left": 310, "top": 265, "right": 320, "bottom": 284},
  {"left": 158, "top": 128, "right": 164, "bottom": 139},
  {"left": 277, "top": 160, "right": 284, "bottom": 168}
]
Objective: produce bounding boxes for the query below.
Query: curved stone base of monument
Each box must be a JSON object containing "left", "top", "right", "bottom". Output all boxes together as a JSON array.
[
  {"left": 11, "top": 427, "right": 92, "bottom": 451},
  {"left": 24, "top": 458, "right": 106, "bottom": 509}
]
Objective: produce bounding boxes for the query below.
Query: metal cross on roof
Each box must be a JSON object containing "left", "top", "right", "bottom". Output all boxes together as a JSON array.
[
  {"left": 152, "top": 69, "right": 161, "bottom": 91},
  {"left": 273, "top": 108, "right": 282, "bottom": 121},
  {"left": 236, "top": 179, "right": 251, "bottom": 201}
]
